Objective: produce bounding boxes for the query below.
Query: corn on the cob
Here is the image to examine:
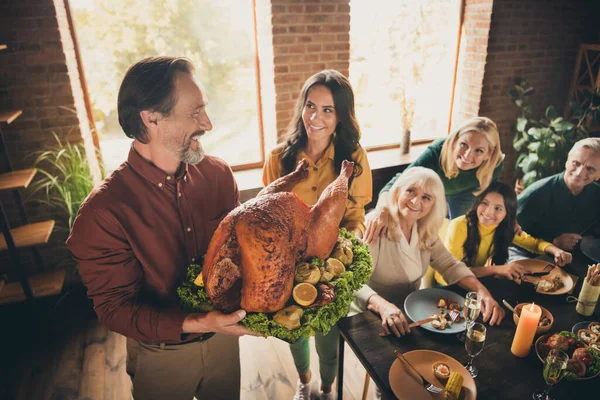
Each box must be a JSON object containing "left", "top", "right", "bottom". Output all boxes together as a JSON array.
[{"left": 444, "top": 371, "right": 463, "bottom": 400}]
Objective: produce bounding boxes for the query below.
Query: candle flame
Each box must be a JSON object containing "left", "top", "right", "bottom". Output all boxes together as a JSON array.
[{"left": 529, "top": 302, "right": 535, "bottom": 312}]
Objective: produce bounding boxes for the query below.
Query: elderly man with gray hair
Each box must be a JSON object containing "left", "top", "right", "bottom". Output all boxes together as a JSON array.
[{"left": 514, "top": 137, "right": 600, "bottom": 259}]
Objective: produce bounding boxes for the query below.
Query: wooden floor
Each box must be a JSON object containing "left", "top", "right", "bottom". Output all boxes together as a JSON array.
[{"left": 0, "top": 287, "right": 378, "bottom": 400}]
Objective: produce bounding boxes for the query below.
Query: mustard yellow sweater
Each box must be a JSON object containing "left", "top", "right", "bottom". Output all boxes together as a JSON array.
[{"left": 435, "top": 215, "right": 552, "bottom": 285}]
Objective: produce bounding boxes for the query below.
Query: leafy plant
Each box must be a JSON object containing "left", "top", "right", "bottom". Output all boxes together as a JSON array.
[
  {"left": 509, "top": 78, "right": 598, "bottom": 188},
  {"left": 27, "top": 133, "right": 99, "bottom": 229}
]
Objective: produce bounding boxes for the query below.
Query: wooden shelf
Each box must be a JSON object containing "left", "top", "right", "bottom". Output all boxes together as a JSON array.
[
  {"left": 0, "top": 220, "right": 55, "bottom": 251},
  {"left": 0, "top": 269, "right": 65, "bottom": 305},
  {"left": 0, "top": 169, "right": 37, "bottom": 191},
  {"left": 0, "top": 109, "right": 22, "bottom": 124},
  {"left": 0, "top": 44, "right": 6, "bottom": 51}
]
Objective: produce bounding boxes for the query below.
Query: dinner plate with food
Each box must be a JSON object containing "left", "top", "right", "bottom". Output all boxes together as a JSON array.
[
  {"left": 535, "top": 330, "right": 600, "bottom": 380},
  {"left": 389, "top": 349, "right": 477, "bottom": 400},
  {"left": 514, "top": 259, "right": 574, "bottom": 295},
  {"left": 404, "top": 288, "right": 467, "bottom": 334}
]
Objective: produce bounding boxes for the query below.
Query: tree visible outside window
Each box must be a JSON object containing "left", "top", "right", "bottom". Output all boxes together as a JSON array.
[
  {"left": 349, "top": 0, "right": 462, "bottom": 148},
  {"left": 71, "top": 0, "right": 264, "bottom": 173}
]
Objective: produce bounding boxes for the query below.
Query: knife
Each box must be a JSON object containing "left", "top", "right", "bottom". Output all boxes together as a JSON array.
[
  {"left": 378, "top": 317, "right": 436, "bottom": 336},
  {"left": 408, "top": 317, "right": 435, "bottom": 328},
  {"left": 525, "top": 263, "right": 555, "bottom": 277},
  {"left": 528, "top": 270, "right": 551, "bottom": 277}
]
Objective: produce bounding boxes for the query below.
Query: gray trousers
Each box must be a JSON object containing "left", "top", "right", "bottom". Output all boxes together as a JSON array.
[{"left": 126, "top": 334, "right": 240, "bottom": 400}]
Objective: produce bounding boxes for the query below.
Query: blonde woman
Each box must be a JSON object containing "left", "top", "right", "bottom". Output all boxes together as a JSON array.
[
  {"left": 364, "top": 117, "right": 504, "bottom": 243},
  {"left": 352, "top": 167, "right": 505, "bottom": 337}
]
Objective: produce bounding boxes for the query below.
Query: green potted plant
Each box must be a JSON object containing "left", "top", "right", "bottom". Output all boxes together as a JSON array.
[
  {"left": 27, "top": 133, "right": 101, "bottom": 229},
  {"left": 509, "top": 78, "right": 597, "bottom": 191}
]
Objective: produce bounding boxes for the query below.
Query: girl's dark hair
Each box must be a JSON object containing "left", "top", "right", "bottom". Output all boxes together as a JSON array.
[
  {"left": 463, "top": 182, "right": 517, "bottom": 266},
  {"left": 279, "top": 70, "right": 363, "bottom": 200},
  {"left": 117, "top": 56, "right": 195, "bottom": 143}
]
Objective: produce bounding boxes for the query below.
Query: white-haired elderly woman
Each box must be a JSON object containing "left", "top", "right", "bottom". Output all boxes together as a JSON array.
[{"left": 351, "top": 167, "right": 505, "bottom": 337}]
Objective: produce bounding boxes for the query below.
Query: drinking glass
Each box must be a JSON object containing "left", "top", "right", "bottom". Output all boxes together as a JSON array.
[
  {"left": 532, "top": 349, "right": 568, "bottom": 400},
  {"left": 457, "top": 291, "right": 481, "bottom": 342},
  {"left": 464, "top": 322, "right": 486, "bottom": 378}
]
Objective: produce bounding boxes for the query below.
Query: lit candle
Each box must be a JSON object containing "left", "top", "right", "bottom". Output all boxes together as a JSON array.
[{"left": 511, "top": 302, "right": 542, "bottom": 357}]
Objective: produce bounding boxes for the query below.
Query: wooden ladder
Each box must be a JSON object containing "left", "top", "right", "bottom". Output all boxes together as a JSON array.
[{"left": 0, "top": 45, "right": 65, "bottom": 305}]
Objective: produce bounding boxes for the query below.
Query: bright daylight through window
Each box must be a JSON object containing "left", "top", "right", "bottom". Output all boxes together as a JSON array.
[
  {"left": 349, "top": 0, "right": 462, "bottom": 148},
  {"left": 71, "top": 0, "right": 265, "bottom": 173}
]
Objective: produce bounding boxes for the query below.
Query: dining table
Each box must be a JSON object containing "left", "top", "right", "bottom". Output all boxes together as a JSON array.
[{"left": 336, "top": 250, "right": 600, "bottom": 399}]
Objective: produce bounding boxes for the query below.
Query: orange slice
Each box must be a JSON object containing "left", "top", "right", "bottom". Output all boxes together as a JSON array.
[
  {"left": 193, "top": 272, "right": 204, "bottom": 287},
  {"left": 292, "top": 283, "right": 318, "bottom": 306}
]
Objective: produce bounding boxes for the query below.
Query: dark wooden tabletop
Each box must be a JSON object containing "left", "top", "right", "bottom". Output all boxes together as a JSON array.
[{"left": 337, "top": 252, "right": 600, "bottom": 400}]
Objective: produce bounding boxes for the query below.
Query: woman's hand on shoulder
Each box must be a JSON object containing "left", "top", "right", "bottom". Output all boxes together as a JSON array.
[
  {"left": 513, "top": 223, "right": 523, "bottom": 236},
  {"left": 363, "top": 207, "right": 390, "bottom": 244}
]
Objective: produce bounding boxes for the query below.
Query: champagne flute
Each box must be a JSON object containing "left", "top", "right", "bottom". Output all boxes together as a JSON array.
[
  {"left": 457, "top": 291, "right": 481, "bottom": 341},
  {"left": 464, "top": 322, "right": 486, "bottom": 378},
  {"left": 532, "top": 349, "right": 568, "bottom": 400}
]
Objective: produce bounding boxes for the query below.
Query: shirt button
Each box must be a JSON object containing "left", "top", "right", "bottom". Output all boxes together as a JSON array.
[
  {"left": 166, "top": 176, "right": 172, "bottom": 180},
  {"left": 313, "top": 167, "right": 318, "bottom": 172},
  {"left": 158, "top": 183, "right": 163, "bottom": 188},
  {"left": 312, "top": 186, "right": 317, "bottom": 191},
  {"left": 186, "top": 227, "right": 191, "bottom": 232},
  {"left": 191, "top": 257, "right": 196, "bottom": 262},
  {"left": 178, "top": 192, "right": 182, "bottom": 197}
]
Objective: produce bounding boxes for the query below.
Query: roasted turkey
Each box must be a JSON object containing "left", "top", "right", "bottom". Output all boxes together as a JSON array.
[{"left": 203, "top": 159, "right": 354, "bottom": 313}]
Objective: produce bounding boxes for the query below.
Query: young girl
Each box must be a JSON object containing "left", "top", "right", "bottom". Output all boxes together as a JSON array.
[
  {"left": 434, "top": 182, "right": 572, "bottom": 285},
  {"left": 364, "top": 116, "right": 505, "bottom": 243},
  {"left": 262, "top": 69, "right": 372, "bottom": 400}
]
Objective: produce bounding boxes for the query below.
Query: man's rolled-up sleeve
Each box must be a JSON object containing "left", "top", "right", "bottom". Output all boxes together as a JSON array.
[{"left": 66, "top": 204, "right": 188, "bottom": 343}]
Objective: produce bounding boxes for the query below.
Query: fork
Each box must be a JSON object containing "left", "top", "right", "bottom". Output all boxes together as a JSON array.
[
  {"left": 393, "top": 350, "right": 444, "bottom": 395},
  {"left": 528, "top": 263, "right": 555, "bottom": 277}
]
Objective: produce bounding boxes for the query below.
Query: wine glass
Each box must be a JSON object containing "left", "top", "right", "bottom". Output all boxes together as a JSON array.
[
  {"left": 464, "top": 322, "right": 486, "bottom": 378},
  {"left": 532, "top": 349, "right": 569, "bottom": 400},
  {"left": 457, "top": 291, "right": 481, "bottom": 342}
]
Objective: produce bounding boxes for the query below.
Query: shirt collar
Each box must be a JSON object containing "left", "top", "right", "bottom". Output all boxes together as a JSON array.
[
  {"left": 298, "top": 137, "right": 336, "bottom": 165},
  {"left": 127, "top": 143, "right": 187, "bottom": 188}
]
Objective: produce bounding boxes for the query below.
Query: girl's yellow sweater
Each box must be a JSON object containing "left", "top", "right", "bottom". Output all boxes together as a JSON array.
[{"left": 435, "top": 215, "right": 551, "bottom": 285}]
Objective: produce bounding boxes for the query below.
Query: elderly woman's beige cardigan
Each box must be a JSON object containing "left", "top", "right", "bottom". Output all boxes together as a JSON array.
[{"left": 352, "top": 226, "right": 474, "bottom": 312}]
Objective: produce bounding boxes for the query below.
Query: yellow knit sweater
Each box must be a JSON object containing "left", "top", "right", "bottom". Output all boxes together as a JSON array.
[{"left": 435, "top": 215, "right": 552, "bottom": 285}]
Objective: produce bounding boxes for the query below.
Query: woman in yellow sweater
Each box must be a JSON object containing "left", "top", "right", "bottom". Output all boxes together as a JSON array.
[
  {"left": 263, "top": 69, "right": 372, "bottom": 400},
  {"left": 435, "top": 182, "right": 571, "bottom": 285}
]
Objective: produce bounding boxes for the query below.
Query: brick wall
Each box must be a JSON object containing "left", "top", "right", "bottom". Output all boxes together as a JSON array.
[
  {"left": 452, "top": 0, "right": 495, "bottom": 125},
  {"left": 0, "top": 0, "right": 86, "bottom": 274},
  {"left": 270, "top": 0, "right": 351, "bottom": 138},
  {"left": 479, "top": 0, "right": 599, "bottom": 182}
]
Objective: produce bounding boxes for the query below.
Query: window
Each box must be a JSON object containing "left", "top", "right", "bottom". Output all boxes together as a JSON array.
[
  {"left": 349, "top": 0, "right": 462, "bottom": 149},
  {"left": 70, "top": 0, "right": 267, "bottom": 173}
]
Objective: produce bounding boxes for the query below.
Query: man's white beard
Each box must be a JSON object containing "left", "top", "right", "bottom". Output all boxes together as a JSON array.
[{"left": 180, "top": 143, "right": 205, "bottom": 165}]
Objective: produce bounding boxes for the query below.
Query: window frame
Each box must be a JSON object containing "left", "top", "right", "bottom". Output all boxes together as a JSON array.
[{"left": 66, "top": 0, "right": 267, "bottom": 172}]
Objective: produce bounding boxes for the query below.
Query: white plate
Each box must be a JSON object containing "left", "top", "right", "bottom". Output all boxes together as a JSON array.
[{"left": 403, "top": 288, "right": 466, "bottom": 334}]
